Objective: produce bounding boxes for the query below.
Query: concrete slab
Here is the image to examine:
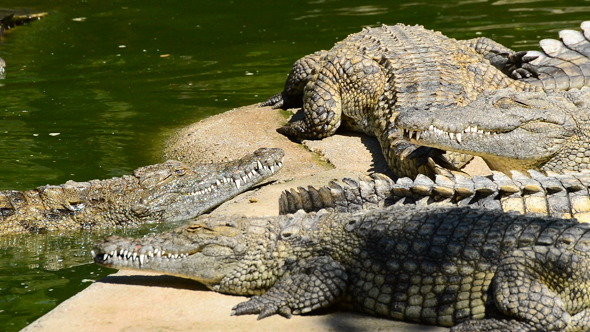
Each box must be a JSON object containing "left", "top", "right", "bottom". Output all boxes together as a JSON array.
[{"left": 23, "top": 270, "right": 447, "bottom": 332}]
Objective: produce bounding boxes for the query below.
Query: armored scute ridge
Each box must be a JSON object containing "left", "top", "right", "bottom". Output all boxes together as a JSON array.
[
  {"left": 94, "top": 205, "right": 590, "bottom": 331},
  {"left": 263, "top": 21, "right": 590, "bottom": 178},
  {"left": 279, "top": 170, "right": 590, "bottom": 222},
  {"left": 0, "top": 148, "right": 284, "bottom": 235}
]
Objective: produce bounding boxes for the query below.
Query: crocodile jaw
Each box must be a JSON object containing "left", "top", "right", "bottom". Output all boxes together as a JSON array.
[
  {"left": 139, "top": 148, "right": 284, "bottom": 222},
  {"left": 93, "top": 244, "right": 240, "bottom": 286},
  {"left": 93, "top": 214, "right": 281, "bottom": 290},
  {"left": 395, "top": 89, "right": 579, "bottom": 173},
  {"left": 400, "top": 125, "right": 565, "bottom": 172},
  {"left": 93, "top": 220, "right": 247, "bottom": 288}
]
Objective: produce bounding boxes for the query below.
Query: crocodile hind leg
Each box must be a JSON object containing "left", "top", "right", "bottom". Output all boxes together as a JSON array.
[
  {"left": 231, "top": 256, "right": 347, "bottom": 319},
  {"left": 261, "top": 50, "right": 327, "bottom": 109},
  {"left": 449, "top": 318, "right": 537, "bottom": 331},
  {"left": 460, "top": 37, "right": 536, "bottom": 80},
  {"left": 453, "top": 246, "right": 590, "bottom": 331}
]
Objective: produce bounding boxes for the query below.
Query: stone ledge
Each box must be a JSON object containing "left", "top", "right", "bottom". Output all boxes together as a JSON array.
[{"left": 23, "top": 270, "right": 447, "bottom": 332}]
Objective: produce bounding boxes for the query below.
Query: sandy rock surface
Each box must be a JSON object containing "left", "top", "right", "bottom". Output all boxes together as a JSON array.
[{"left": 23, "top": 104, "right": 473, "bottom": 331}]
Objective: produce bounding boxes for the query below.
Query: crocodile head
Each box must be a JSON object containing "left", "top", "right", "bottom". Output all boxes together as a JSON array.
[
  {"left": 130, "top": 148, "right": 284, "bottom": 223},
  {"left": 93, "top": 213, "right": 293, "bottom": 292},
  {"left": 395, "top": 88, "right": 590, "bottom": 174}
]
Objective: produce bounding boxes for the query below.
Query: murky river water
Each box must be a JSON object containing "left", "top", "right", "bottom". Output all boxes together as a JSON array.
[{"left": 0, "top": 0, "right": 589, "bottom": 330}]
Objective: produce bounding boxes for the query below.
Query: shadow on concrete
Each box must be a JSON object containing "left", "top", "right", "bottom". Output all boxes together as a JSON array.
[
  {"left": 319, "top": 311, "right": 449, "bottom": 331},
  {"left": 357, "top": 133, "right": 393, "bottom": 177},
  {"left": 98, "top": 274, "right": 209, "bottom": 291},
  {"left": 98, "top": 273, "right": 448, "bottom": 331}
]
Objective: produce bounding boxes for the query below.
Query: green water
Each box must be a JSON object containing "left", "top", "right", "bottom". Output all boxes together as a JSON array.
[{"left": 0, "top": 0, "right": 589, "bottom": 330}]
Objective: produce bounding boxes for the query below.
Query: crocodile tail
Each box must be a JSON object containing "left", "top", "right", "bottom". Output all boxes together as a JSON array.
[
  {"left": 278, "top": 173, "right": 396, "bottom": 214},
  {"left": 279, "top": 170, "right": 590, "bottom": 222},
  {"left": 518, "top": 21, "right": 590, "bottom": 90}
]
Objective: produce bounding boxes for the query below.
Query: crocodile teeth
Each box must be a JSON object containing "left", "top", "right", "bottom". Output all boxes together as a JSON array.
[
  {"left": 139, "top": 254, "right": 145, "bottom": 266},
  {"left": 455, "top": 132, "right": 462, "bottom": 144},
  {"left": 464, "top": 125, "right": 477, "bottom": 133},
  {"left": 235, "top": 179, "right": 241, "bottom": 189}
]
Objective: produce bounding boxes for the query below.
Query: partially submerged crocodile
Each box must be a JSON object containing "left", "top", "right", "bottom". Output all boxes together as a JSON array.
[
  {"left": 0, "top": 9, "right": 47, "bottom": 32},
  {"left": 262, "top": 22, "right": 590, "bottom": 178},
  {"left": 94, "top": 205, "right": 590, "bottom": 331},
  {"left": 0, "top": 9, "right": 48, "bottom": 75},
  {"left": 0, "top": 148, "right": 283, "bottom": 235}
]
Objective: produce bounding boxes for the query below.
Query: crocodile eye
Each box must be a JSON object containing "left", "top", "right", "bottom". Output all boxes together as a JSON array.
[
  {"left": 174, "top": 169, "right": 186, "bottom": 176},
  {"left": 494, "top": 97, "right": 530, "bottom": 109}
]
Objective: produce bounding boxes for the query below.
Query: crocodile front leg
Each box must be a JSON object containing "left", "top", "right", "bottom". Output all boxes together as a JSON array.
[
  {"left": 277, "top": 52, "right": 386, "bottom": 141},
  {"left": 261, "top": 51, "right": 327, "bottom": 109},
  {"left": 379, "top": 131, "right": 458, "bottom": 178},
  {"left": 231, "top": 256, "right": 347, "bottom": 319}
]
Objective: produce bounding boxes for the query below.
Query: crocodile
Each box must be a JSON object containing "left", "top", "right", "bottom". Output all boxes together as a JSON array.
[
  {"left": 0, "top": 9, "right": 47, "bottom": 33},
  {"left": 0, "top": 148, "right": 283, "bottom": 235},
  {"left": 0, "top": 9, "right": 48, "bottom": 76},
  {"left": 93, "top": 204, "right": 590, "bottom": 331},
  {"left": 262, "top": 22, "right": 590, "bottom": 178}
]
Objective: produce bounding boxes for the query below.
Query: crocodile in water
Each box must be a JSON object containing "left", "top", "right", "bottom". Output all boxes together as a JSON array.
[
  {"left": 262, "top": 22, "right": 590, "bottom": 178},
  {"left": 0, "top": 148, "right": 283, "bottom": 235},
  {"left": 94, "top": 205, "right": 590, "bottom": 331},
  {"left": 0, "top": 9, "right": 48, "bottom": 75}
]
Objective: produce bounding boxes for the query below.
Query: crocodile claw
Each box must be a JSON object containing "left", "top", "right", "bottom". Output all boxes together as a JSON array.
[
  {"left": 260, "top": 92, "right": 285, "bottom": 108},
  {"left": 276, "top": 120, "right": 310, "bottom": 142},
  {"left": 231, "top": 298, "right": 292, "bottom": 319},
  {"left": 506, "top": 51, "right": 539, "bottom": 79}
]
